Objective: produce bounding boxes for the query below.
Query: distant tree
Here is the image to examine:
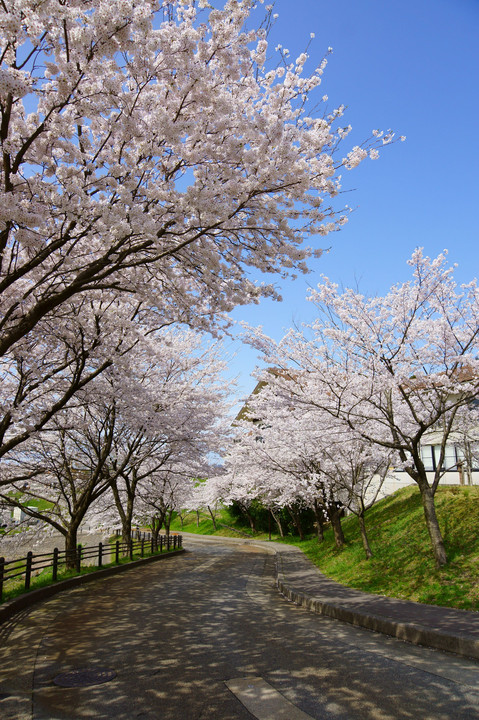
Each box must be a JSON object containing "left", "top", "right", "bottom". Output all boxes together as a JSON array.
[
  {"left": 247, "top": 250, "right": 479, "bottom": 566},
  {"left": 105, "top": 331, "right": 232, "bottom": 542},
  {"left": 1, "top": 401, "right": 118, "bottom": 567},
  {"left": 0, "top": 296, "right": 148, "bottom": 476},
  {"left": 314, "top": 430, "right": 393, "bottom": 559},
  {"left": 207, "top": 380, "right": 340, "bottom": 543},
  {"left": 1, "top": 327, "right": 231, "bottom": 562}
]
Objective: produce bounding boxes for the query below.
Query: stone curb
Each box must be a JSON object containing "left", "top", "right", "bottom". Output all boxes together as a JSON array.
[
  {"left": 275, "top": 554, "right": 479, "bottom": 661},
  {"left": 180, "top": 534, "right": 479, "bottom": 660},
  {"left": 0, "top": 548, "right": 185, "bottom": 625}
]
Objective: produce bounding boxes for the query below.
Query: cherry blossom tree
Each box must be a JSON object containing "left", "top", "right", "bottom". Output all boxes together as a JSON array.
[
  {"left": 105, "top": 332, "right": 233, "bottom": 542},
  {"left": 136, "top": 462, "right": 203, "bottom": 543},
  {"left": 1, "top": 400, "right": 119, "bottom": 566},
  {"left": 207, "top": 378, "right": 342, "bottom": 543},
  {"left": 452, "top": 421, "right": 479, "bottom": 486},
  {"left": 0, "top": 295, "right": 147, "bottom": 475},
  {"left": 0, "top": 325, "right": 232, "bottom": 560},
  {"left": 312, "top": 430, "right": 392, "bottom": 559},
  {"left": 0, "top": 0, "right": 396, "bottom": 362},
  {"left": 246, "top": 249, "right": 479, "bottom": 567}
]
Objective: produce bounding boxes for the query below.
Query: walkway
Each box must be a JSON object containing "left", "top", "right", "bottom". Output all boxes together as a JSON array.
[
  {"left": 0, "top": 536, "right": 478, "bottom": 719},
  {"left": 272, "top": 538, "right": 479, "bottom": 660}
]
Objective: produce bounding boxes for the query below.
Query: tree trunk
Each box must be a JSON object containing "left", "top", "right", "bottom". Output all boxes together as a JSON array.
[
  {"left": 196, "top": 510, "right": 200, "bottom": 527},
  {"left": 125, "top": 488, "right": 135, "bottom": 553},
  {"left": 110, "top": 478, "right": 132, "bottom": 555},
  {"left": 419, "top": 483, "right": 448, "bottom": 567},
  {"left": 122, "top": 518, "right": 133, "bottom": 557},
  {"left": 165, "top": 509, "right": 173, "bottom": 537},
  {"left": 271, "top": 509, "right": 284, "bottom": 537},
  {"left": 288, "top": 506, "right": 305, "bottom": 541},
  {"left": 207, "top": 505, "right": 217, "bottom": 530},
  {"left": 358, "top": 512, "right": 373, "bottom": 560},
  {"left": 65, "top": 526, "right": 79, "bottom": 570},
  {"left": 242, "top": 505, "right": 256, "bottom": 532},
  {"left": 313, "top": 499, "right": 325, "bottom": 543},
  {"left": 328, "top": 503, "right": 345, "bottom": 549},
  {"left": 151, "top": 515, "right": 164, "bottom": 550}
]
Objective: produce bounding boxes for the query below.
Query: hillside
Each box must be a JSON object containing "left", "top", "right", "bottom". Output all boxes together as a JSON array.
[{"left": 171, "top": 485, "right": 479, "bottom": 611}]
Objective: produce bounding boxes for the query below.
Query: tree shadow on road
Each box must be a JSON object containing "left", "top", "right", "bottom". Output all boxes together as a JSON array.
[{"left": 1, "top": 544, "right": 478, "bottom": 720}]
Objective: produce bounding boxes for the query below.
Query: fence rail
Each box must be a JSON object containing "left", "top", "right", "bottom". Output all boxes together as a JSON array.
[{"left": 0, "top": 532, "right": 183, "bottom": 601}]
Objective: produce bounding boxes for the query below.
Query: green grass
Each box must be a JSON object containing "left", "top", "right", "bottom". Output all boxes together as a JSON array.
[
  {"left": 171, "top": 487, "right": 479, "bottom": 611},
  {"left": 3, "top": 493, "right": 54, "bottom": 512},
  {"left": 297, "top": 485, "right": 479, "bottom": 611},
  {"left": 22, "top": 498, "right": 54, "bottom": 511},
  {"left": 172, "top": 509, "right": 259, "bottom": 538}
]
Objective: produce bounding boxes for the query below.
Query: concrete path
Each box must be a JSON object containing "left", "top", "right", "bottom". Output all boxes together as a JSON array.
[
  {"left": 184, "top": 533, "right": 479, "bottom": 660},
  {"left": 272, "top": 539, "right": 479, "bottom": 660},
  {"left": 1, "top": 536, "right": 479, "bottom": 719}
]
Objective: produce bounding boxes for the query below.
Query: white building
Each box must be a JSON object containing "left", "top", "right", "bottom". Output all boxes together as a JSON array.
[{"left": 376, "top": 433, "right": 479, "bottom": 500}]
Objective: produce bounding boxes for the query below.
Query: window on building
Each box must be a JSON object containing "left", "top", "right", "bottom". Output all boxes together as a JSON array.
[
  {"left": 443, "top": 444, "right": 457, "bottom": 470},
  {"left": 420, "top": 444, "right": 459, "bottom": 472},
  {"left": 420, "top": 445, "right": 434, "bottom": 471}
]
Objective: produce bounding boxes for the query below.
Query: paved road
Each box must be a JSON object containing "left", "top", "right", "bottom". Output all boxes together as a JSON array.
[{"left": 1, "top": 538, "right": 479, "bottom": 719}]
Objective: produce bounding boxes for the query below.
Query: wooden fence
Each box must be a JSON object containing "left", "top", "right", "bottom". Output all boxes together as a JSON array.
[{"left": 0, "top": 533, "right": 183, "bottom": 601}]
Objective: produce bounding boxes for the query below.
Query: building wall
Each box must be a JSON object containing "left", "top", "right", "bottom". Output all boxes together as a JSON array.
[{"left": 374, "top": 467, "right": 478, "bottom": 503}]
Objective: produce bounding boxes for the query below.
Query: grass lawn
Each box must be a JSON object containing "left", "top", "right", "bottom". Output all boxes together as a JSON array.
[
  {"left": 171, "top": 486, "right": 479, "bottom": 612},
  {"left": 172, "top": 510, "right": 259, "bottom": 538},
  {"left": 297, "top": 485, "right": 479, "bottom": 611}
]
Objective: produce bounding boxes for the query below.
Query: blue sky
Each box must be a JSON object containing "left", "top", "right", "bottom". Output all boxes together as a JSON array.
[{"left": 224, "top": 0, "right": 479, "bottom": 407}]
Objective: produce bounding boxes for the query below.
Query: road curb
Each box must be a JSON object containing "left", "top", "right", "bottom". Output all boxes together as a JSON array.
[
  {"left": 275, "top": 561, "right": 479, "bottom": 661},
  {"left": 167, "top": 534, "right": 479, "bottom": 661},
  {"left": 0, "top": 548, "right": 185, "bottom": 625}
]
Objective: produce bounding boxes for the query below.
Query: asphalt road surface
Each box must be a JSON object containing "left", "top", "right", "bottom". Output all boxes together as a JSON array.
[{"left": 1, "top": 537, "right": 479, "bottom": 720}]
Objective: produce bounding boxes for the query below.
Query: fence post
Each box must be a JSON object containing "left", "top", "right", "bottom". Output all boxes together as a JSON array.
[
  {"left": 76, "top": 544, "right": 82, "bottom": 573},
  {"left": 129, "top": 536, "right": 133, "bottom": 561},
  {"left": 115, "top": 540, "right": 120, "bottom": 564},
  {"left": 25, "top": 551, "right": 33, "bottom": 590},
  {"left": 151, "top": 535, "right": 154, "bottom": 554},
  {"left": 0, "top": 556, "right": 4, "bottom": 600},
  {"left": 98, "top": 542, "right": 103, "bottom": 568},
  {"left": 159, "top": 535, "right": 163, "bottom": 553},
  {"left": 173, "top": 535, "right": 177, "bottom": 550},
  {"left": 52, "top": 547, "right": 59, "bottom": 581},
  {"left": 141, "top": 538, "right": 144, "bottom": 557}
]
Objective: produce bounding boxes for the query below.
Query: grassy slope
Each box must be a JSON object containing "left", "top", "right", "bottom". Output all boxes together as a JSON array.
[
  {"left": 172, "top": 511, "right": 257, "bottom": 538},
  {"left": 171, "top": 486, "right": 479, "bottom": 611}
]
